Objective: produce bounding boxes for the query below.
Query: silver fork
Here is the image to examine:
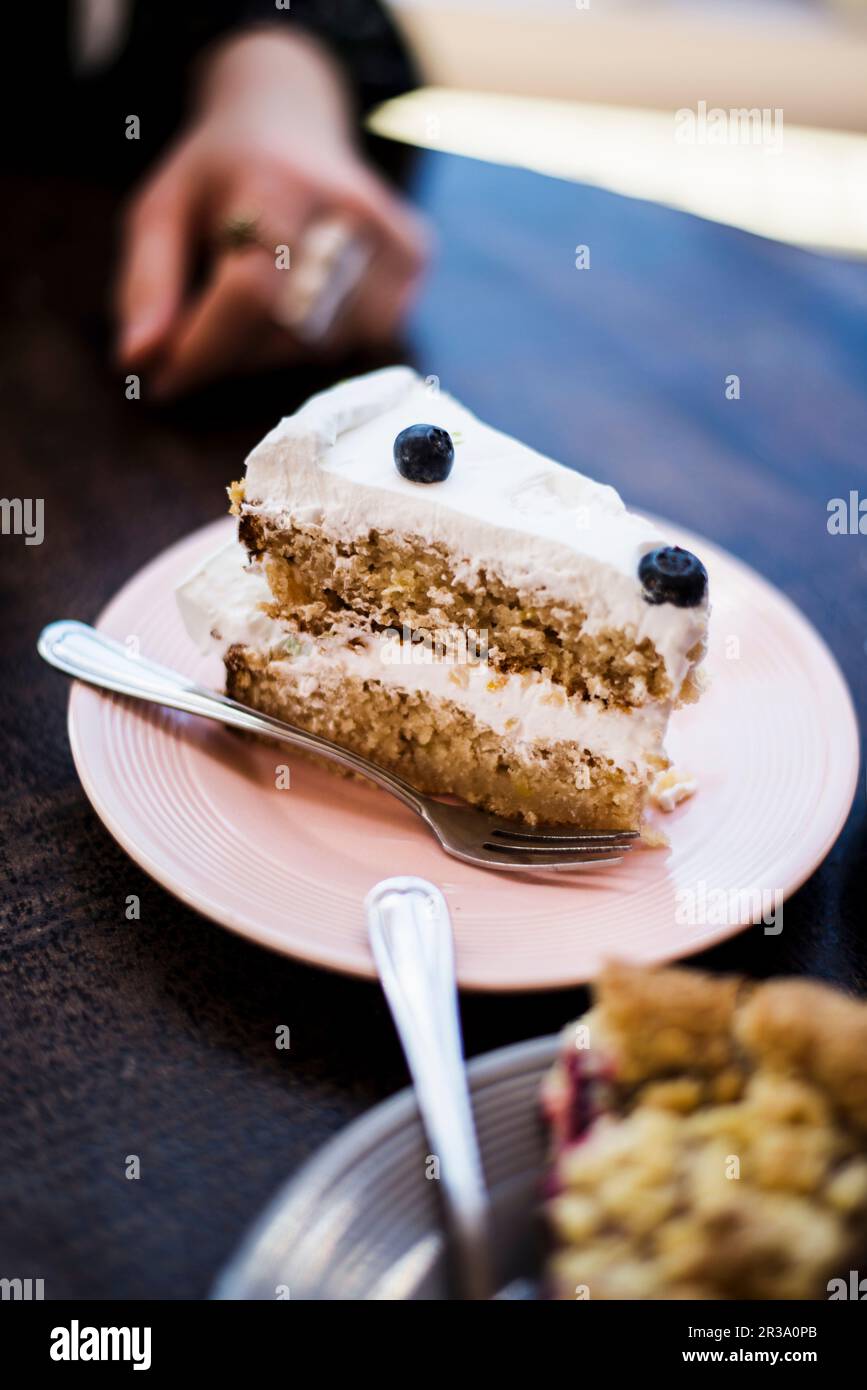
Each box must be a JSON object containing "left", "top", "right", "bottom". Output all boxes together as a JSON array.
[{"left": 38, "top": 620, "right": 638, "bottom": 873}]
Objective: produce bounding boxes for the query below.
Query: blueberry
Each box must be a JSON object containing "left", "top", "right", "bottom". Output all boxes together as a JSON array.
[
  {"left": 638, "top": 546, "right": 708, "bottom": 607},
  {"left": 393, "top": 424, "right": 454, "bottom": 483}
]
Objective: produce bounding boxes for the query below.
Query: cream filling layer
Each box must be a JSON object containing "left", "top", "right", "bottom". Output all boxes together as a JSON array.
[{"left": 177, "top": 542, "right": 670, "bottom": 777}]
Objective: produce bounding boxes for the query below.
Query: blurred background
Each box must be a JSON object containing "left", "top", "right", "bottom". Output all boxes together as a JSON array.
[{"left": 379, "top": 0, "right": 867, "bottom": 256}]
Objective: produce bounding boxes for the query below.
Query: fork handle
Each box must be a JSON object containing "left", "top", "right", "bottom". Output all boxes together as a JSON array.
[
  {"left": 38, "top": 621, "right": 427, "bottom": 815},
  {"left": 366, "top": 877, "right": 494, "bottom": 1300}
]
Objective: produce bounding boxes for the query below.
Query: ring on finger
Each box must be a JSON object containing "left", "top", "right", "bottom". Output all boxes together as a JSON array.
[{"left": 217, "top": 212, "right": 277, "bottom": 254}]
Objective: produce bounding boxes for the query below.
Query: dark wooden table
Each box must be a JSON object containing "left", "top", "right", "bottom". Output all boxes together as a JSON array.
[{"left": 2, "top": 150, "right": 866, "bottom": 1299}]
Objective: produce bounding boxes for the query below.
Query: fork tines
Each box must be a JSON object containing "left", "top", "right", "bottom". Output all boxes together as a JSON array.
[{"left": 486, "top": 825, "right": 639, "bottom": 855}]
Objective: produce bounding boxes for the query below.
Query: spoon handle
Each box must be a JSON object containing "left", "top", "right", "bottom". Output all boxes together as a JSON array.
[{"left": 366, "top": 876, "right": 493, "bottom": 1300}]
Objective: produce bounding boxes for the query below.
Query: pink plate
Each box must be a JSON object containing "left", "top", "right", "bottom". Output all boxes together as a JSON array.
[{"left": 68, "top": 516, "right": 859, "bottom": 991}]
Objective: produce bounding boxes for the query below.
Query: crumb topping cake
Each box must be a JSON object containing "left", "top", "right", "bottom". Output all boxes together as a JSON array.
[
  {"left": 178, "top": 367, "right": 709, "bottom": 828},
  {"left": 541, "top": 963, "right": 867, "bottom": 1299}
]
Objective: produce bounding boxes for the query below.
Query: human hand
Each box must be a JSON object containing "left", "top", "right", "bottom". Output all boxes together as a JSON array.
[{"left": 115, "top": 30, "right": 429, "bottom": 396}]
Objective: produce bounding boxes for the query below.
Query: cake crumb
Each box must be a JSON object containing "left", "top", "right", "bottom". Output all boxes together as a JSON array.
[
  {"left": 227, "top": 479, "right": 246, "bottom": 515},
  {"left": 651, "top": 767, "right": 697, "bottom": 813},
  {"left": 640, "top": 824, "right": 669, "bottom": 848}
]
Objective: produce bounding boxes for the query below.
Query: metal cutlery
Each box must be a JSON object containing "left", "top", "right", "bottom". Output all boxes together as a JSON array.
[{"left": 367, "top": 875, "right": 536, "bottom": 1299}]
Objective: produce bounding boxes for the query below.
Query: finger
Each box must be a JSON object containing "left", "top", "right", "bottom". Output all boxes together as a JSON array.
[
  {"left": 150, "top": 247, "right": 283, "bottom": 397},
  {"left": 115, "top": 173, "right": 193, "bottom": 366}
]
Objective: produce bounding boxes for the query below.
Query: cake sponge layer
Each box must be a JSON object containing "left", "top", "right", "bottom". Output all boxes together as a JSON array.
[
  {"left": 237, "top": 517, "right": 697, "bottom": 709},
  {"left": 225, "top": 644, "right": 650, "bottom": 829}
]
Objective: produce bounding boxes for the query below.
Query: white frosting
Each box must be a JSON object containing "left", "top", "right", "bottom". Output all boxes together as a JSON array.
[
  {"left": 240, "top": 366, "right": 708, "bottom": 694},
  {"left": 177, "top": 540, "right": 286, "bottom": 654},
  {"left": 177, "top": 542, "right": 668, "bottom": 776}
]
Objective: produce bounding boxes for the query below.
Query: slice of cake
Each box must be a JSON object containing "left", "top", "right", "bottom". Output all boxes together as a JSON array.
[
  {"left": 178, "top": 366, "right": 709, "bottom": 829},
  {"left": 541, "top": 962, "right": 867, "bottom": 1299}
]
